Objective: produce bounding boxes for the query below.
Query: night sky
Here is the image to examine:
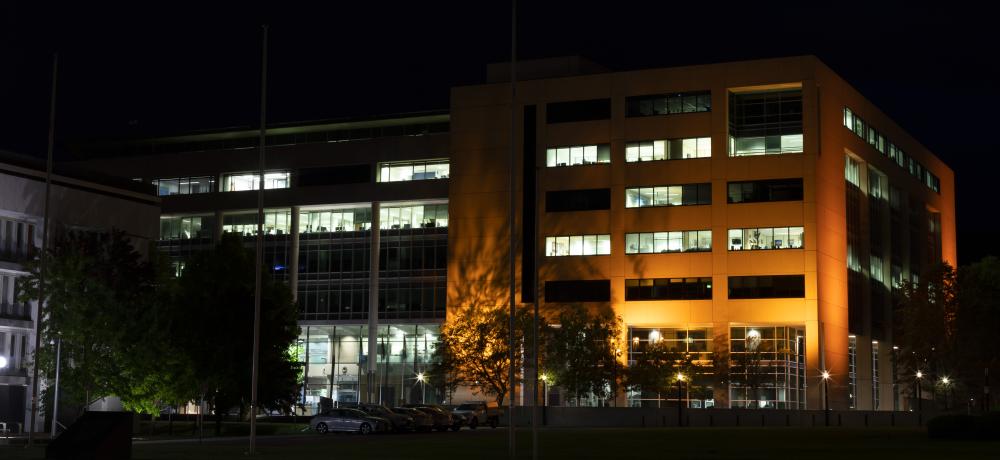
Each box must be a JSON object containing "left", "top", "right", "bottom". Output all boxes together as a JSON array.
[{"left": 1, "top": 1, "right": 995, "bottom": 263}]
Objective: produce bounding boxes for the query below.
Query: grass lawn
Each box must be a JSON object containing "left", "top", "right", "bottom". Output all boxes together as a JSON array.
[{"left": 3, "top": 427, "right": 998, "bottom": 459}]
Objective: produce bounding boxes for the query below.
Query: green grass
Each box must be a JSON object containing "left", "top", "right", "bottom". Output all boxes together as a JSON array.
[{"left": 3, "top": 427, "right": 998, "bottom": 459}]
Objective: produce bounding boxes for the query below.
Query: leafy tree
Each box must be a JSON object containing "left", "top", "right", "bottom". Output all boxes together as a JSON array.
[
  {"left": 954, "top": 257, "right": 1000, "bottom": 409},
  {"left": 18, "top": 229, "right": 173, "bottom": 416},
  {"left": 434, "top": 303, "right": 532, "bottom": 405},
  {"left": 544, "top": 308, "right": 623, "bottom": 406},
  {"left": 169, "top": 233, "right": 301, "bottom": 433},
  {"left": 625, "top": 339, "right": 697, "bottom": 406},
  {"left": 895, "top": 263, "right": 959, "bottom": 398}
]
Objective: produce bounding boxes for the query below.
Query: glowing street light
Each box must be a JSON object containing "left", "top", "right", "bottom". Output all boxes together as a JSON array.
[
  {"left": 0, "top": 356, "right": 7, "bottom": 369},
  {"left": 940, "top": 376, "right": 952, "bottom": 411},
  {"left": 676, "top": 372, "right": 687, "bottom": 427},
  {"left": 821, "top": 370, "right": 831, "bottom": 426},
  {"left": 915, "top": 370, "right": 924, "bottom": 413},
  {"left": 416, "top": 372, "right": 427, "bottom": 404}
]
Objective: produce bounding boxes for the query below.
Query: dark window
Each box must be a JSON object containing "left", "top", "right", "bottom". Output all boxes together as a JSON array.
[
  {"left": 298, "top": 165, "right": 371, "bottom": 187},
  {"left": 546, "top": 189, "right": 611, "bottom": 212},
  {"left": 546, "top": 99, "right": 611, "bottom": 124},
  {"left": 625, "top": 277, "right": 713, "bottom": 301},
  {"left": 727, "top": 178, "right": 803, "bottom": 203},
  {"left": 626, "top": 91, "right": 711, "bottom": 117},
  {"left": 545, "top": 280, "right": 611, "bottom": 302},
  {"left": 729, "top": 89, "right": 802, "bottom": 138},
  {"left": 728, "top": 275, "right": 805, "bottom": 299}
]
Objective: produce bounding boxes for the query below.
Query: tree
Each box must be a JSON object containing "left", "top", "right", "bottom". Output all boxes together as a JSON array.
[
  {"left": 624, "top": 338, "right": 696, "bottom": 407},
  {"left": 18, "top": 229, "right": 173, "bottom": 417},
  {"left": 169, "top": 233, "right": 301, "bottom": 434},
  {"left": 955, "top": 257, "right": 1000, "bottom": 410},
  {"left": 544, "top": 308, "right": 623, "bottom": 406},
  {"left": 434, "top": 303, "right": 532, "bottom": 405},
  {"left": 895, "top": 263, "right": 959, "bottom": 392}
]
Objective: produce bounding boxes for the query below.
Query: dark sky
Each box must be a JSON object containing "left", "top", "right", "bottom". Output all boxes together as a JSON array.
[{"left": 1, "top": 1, "right": 996, "bottom": 263}]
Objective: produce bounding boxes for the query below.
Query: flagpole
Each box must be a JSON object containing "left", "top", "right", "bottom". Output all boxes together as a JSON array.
[
  {"left": 249, "top": 24, "right": 268, "bottom": 456},
  {"left": 27, "top": 52, "right": 58, "bottom": 447},
  {"left": 508, "top": 0, "right": 517, "bottom": 458}
]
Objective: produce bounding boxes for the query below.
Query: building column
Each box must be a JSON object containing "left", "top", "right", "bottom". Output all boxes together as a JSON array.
[
  {"left": 366, "top": 202, "right": 380, "bottom": 403},
  {"left": 213, "top": 210, "right": 224, "bottom": 242},
  {"left": 289, "top": 206, "right": 300, "bottom": 302}
]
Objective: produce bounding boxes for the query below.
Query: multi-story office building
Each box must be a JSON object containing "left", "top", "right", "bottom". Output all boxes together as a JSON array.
[
  {"left": 0, "top": 150, "right": 158, "bottom": 432},
  {"left": 77, "top": 55, "right": 954, "bottom": 412}
]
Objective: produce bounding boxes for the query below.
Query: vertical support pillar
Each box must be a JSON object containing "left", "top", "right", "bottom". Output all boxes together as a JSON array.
[
  {"left": 302, "top": 326, "right": 309, "bottom": 407},
  {"left": 289, "top": 206, "right": 300, "bottom": 302},
  {"left": 367, "top": 202, "right": 380, "bottom": 403},
  {"left": 214, "top": 210, "right": 224, "bottom": 242}
]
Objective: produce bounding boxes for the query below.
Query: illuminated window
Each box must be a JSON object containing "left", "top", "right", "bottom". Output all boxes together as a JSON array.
[
  {"left": 221, "top": 171, "right": 290, "bottom": 191},
  {"left": 377, "top": 159, "right": 449, "bottom": 182},
  {"left": 545, "top": 234, "right": 611, "bottom": 256},
  {"left": 625, "top": 183, "right": 711, "bottom": 208},
  {"left": 729, "top": 89, "right": 803, "bottom": 156},
  {"left": 160, "top": 215, "right": 213, "bottom": 240},
  {"left": 545, "top": 144, "right": 611, "bottom": 167},
  {"left": 625, "top": 137, "right": 711, "bottom": 162},
  {"left": 222, "top": 209, "right": 292, "bottom": 236},
  {"left": 152, "top": 176, "right": 215, "bottom": 196},
  {"left": 625, "top": 230, "right": 711, "bottom": 254},
  {"left": 727, "top": 227, "right": 803, "bottom": 251},
  {"left": 380, "top": 203, "right": 448, "bottom": 229},
  {"left": 300, "top": 208, "right": 372, "bottom": 233},
  {"left": 845, "top": 155, "right": 862, "bottom": 187},
  {"left": 841, "top": 107, "right": 939, "bottom": 193}
]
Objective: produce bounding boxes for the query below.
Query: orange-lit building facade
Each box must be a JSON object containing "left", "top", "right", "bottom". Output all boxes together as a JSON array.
[{"left": 448, "top": 56, "right": 955, "bottom": 410}]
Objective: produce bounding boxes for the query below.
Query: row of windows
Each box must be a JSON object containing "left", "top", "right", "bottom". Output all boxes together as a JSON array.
[
  {"left": 727, "top": 227, "right": 804, "bottom": 251},
  {"left": 843, "top": 108, "right": 940, "bottom": 193},
  {"left": 626, "top": 91, "right": 712, "bottom": 117},
  {"left": 545, "top": 234, "right": 612, "bottom": 256},
  {"left": 377, "top": 159, "right": 450, "bottom": 182},
  {"left": 545, "top": 144, "right": 611, "bottom": 167},
  {"left": 153, "top": 176, "right": 216, "bottom": 196},
  {"left": 0, "top": 274, "right": 29, "bottom": 319},
  {"left": 544, "top": 275, "right": 805, "bottom": 303},
  {"left": 625, "top": 230, "right": 712, "bottom": 254},
  {"left": 0, "top": 218, "right": 34, "bottom": 261},
  {"left": 160, "top": 215, "right": 214, "bottom": 240},
  {"left": 625, "top": 137, "right": 711, "bottom": 162},
  {"left": 625, "top": 183, "right": 712, "bottom": 208},
  {"left": 726, "top": 178, "right": 803, "bottom": 203},
  {"left": 221, "top": 171, "right": 291, "bottom": 192},
  {"left": 728, "top": 134, "right": 803, "bottom": 156},
  {"left": 380, "top": 204, "right": 448, "bottom": 230},
  {"left": 729, "top": 90, "right": 804, "bottom": 157},
  {"left": 625, "top": 277, "right": 712, "bottom": 301}
]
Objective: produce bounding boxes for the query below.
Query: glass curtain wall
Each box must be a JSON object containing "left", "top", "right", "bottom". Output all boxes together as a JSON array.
[
  {"left": 297, "top": 323, "right": 440, "bottom": 413},
  {"left": 626, "top": 327, "right": 715, "bottom": 408},
  {"left": 728, "top": 325, "right": 806, "bottom": 409}
]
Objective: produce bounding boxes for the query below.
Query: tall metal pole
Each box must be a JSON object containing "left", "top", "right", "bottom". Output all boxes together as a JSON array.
[
  {"left": 368, "top": 202, "right": 380, "bottom": 403},
  {"left": 507, "top": 0, "right": 518, "bottom": 458},
  {"left": 50, "top": 338, "right": 61, "bottom": 437},
  {"left": 532, "top": 121, "right": 539, "bottom": 459},
  {"left": 28, "top": 52, "right": 57, "bottom": 446},
  {"left": 248, "top": 24, "right": 268, "bottom": 456}
]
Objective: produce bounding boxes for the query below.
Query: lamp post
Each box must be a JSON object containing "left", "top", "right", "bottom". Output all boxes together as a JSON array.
[
  {"left": 940, "top": 377, "right": 951, "bottom": 411},
  {"left": 51, "top": 338, "right": 62, "bottom": 437},
  {"left": 540, "top": 374, "right": 548, "bottom": 425},
  {"left": 821, "top": 371, "right": 831, "bottom": 426},
  {"left": 416, "top": 372, "right": 426, "bottom": 404},
  {"left": 915, "top": 370, "right": 923, "bottom": 413},
  {"left": 676, "top": 373, "right": 686, "bottom": 427},
  {"left": 613, "top": 348, "right": 621, "bottom": 408}
]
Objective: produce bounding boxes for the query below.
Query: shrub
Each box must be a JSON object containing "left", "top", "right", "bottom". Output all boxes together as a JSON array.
[{"left": 927, "top": 413, "right": 1000, "bottom": 440}]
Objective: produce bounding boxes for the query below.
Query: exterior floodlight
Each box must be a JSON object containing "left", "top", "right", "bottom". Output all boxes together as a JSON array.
[
  {"left": 916, "top": 371, "right": 923, "bottom": 379},
  {"left": 941, "top": 377, "right": 950, "bottom": 385},
  {"left": 676, "top": 373, "right": 686, "bottom": 382},
  {"left": 0, "top": 356, "right": 7, "bottom": 369},
  {"left": 821, "top": 370, "right": 831, "bottom": 380},
  {"left": 540, "top": 373, "right": 549, "bottom": 382},
  {"left": 416, "top": 372, "right": 426, "bottom": 382}
]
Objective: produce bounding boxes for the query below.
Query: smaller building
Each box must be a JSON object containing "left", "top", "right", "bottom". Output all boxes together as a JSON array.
[{"left": 0, "top": 150, "right": 159, "bottom": 433}]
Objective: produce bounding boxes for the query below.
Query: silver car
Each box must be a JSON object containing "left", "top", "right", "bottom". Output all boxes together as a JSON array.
[{"left": 310, "top": 408, "right": 389, "bottom": 435}]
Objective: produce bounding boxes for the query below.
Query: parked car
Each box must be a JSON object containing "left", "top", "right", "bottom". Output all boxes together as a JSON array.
[
  {"left": 342, "top": 403, "right": 413, "bottom": 432},
  {"left": 310, "top": 408, "right": 390, "bottom": 435},
  {"left": 451, "top": 401, "right": 501, "bottom": 429},
  {"left": 412, "top": 404, "right": 466, "bottom": 431},
  {"left": 392, "top": 407, "right": 434, "bottom": 432},
  {"left": 402, "top": 404, "right": 454, "bottom": 432}
]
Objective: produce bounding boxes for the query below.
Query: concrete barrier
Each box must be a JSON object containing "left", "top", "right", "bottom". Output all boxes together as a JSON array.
[{"left": 501, "top": 407, "right": 933, "bottom": 428}]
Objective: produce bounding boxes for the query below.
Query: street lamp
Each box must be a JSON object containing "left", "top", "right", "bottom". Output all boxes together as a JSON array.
[
  {"left": 676, "top": 373, "right": 686, "bottom": 427},
  {"left": 540, "top": 374, "right": 549, "bottom": 425},
  {"left": 821, "top": 370, "right": 831, "bottom": 426},
  {"left": 940, "top": 376, "right": 951, "bottom": 411},
  {"left": 915, "top": 371, "right": 924, "bottom": 413},
  {"left": 416, "top": 372, "right": 426, "bottom": 404}
]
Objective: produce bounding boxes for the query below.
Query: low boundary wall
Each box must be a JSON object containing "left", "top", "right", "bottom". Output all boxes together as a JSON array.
[{"left": 502, "top": 407, "right": 935, "bottom": 428}]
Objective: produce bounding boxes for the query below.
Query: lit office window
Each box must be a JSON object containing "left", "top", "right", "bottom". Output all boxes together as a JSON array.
[
  {"left": 626, "top": 91, "right": 712, "bottom": 117},
  {"left": 845, "top": 155, "right": 862, "bottom": 187},
  {"left": 152, "top": 176, "right": 216, "bottom": 196},
  {"left": 729, "top": 89, "right": 803, "bottom": 156},
  {"left": 222, "top": 209, "right": 292, "bottom": 235},
  {"left": 545, "top": 234, "right": 611, "bottom": 256},
  {"left": 842, "top": 107, "right": 940, "bottom": 193},
  {"left": 625, "top": 230, "right": 711, "bottom": 254},
  {"left": 380, "top": 204, "right": 448, "bottom": 229},
  {"left": 625, "top": 137, "right": 711, "bottom": 162},
  {"left": 545, "top": 144, "right": 611, "bottom": 167},
  {"left": 221, "top": 171, "right": 291, "bottom": 192},
  {"left": 727, "top": 227, "right": 803, "bottom": 251},
  {"left": 299, "top": 208, "right": 373, "bottom": 233},
  {"left": 377, "top": 159, "right": 450, "bottom": 182},
  {"left": 625, "top": 183, "right": 711, "bottom": 208},
  {"left": 159, "top": 215, "right": 213, "bottom": 240}
]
